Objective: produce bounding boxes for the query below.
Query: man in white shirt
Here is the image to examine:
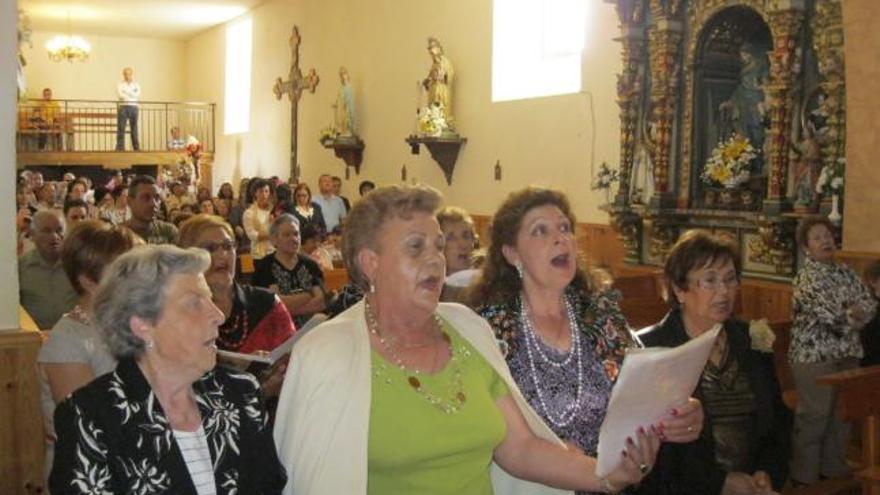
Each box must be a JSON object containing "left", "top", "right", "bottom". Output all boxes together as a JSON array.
[
  {"left": 312, "top": 174, "right": 347, "bottom": 232},
  {"left": 116, "top": 67, "right": 141, "bottom": 151}
]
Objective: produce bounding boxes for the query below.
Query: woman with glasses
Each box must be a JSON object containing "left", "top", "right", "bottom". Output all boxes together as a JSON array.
[
  {"left": 636, "top": 230, "right": 791, "bottom": 494},
  {"left": 178, "top": 214, "right": 296, "bottom": 398},
  {"left": 291, "top": 183, "right": 327, "bottom": 236}
]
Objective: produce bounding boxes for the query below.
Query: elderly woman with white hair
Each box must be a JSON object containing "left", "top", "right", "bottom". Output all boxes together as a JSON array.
[
  {"left": 274, "top": 185, "right": 658, "bottom": 495},
  {"left": 50, "top": 245, "right": 287, "bottom": 494}
]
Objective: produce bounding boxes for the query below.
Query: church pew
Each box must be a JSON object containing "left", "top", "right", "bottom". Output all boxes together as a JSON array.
[{"left": 818, "top": 365, "right": 880, "bottom": 495}]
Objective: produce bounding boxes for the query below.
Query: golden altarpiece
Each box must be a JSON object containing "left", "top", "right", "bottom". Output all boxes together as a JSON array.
[{"left": 605, "top": 0, "right": 845, "bottom": 280}]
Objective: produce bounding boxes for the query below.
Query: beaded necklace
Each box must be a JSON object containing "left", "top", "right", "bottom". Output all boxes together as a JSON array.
[
  {"left": 519, "top": 294, "right": 584, "bottom": 428},
  {"left": 217, "top": 306, "right": 250, "bottom": 350},
  {"left": 365, "top": 299, "right": 469, "bottom": 414}
]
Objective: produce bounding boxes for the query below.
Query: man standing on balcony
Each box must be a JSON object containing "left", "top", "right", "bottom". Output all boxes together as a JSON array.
[{"left": 116, "top": 67, "right": 140, "bottom": 151}]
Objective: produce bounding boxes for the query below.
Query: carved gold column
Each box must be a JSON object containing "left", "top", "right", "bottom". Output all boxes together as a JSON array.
[
  {"left": 613, "top": 16, "right": 647, "bottom": 206},
  {"left": 646, "top": 2, "right": 683, "bottom": 208},
  {"left": 811, "top": 0, "right": 846, "bottom": 174},
  {"left": 763, "top": 2, "right": 805, "bottom": 213}
]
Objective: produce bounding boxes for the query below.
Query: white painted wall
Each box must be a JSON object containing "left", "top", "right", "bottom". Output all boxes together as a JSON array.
[
  {"left": 22, "top": 31, "right": 186, "bottom": 102},
  {"left": 1, "top": 0, "right": 21, "bottom": 330},
  {"left": 185, "top": 0, "right": 622, "bottom": 223}
]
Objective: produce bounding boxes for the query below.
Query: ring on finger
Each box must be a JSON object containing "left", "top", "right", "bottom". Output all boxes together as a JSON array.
[{"left": 639, "top": 463, "right": 650, "bottom": 475}]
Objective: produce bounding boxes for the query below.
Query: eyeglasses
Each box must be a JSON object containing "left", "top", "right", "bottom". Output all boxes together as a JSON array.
[
  {"left": 198, "top": 240, "right": 236, "bottom": 253},
  {"left": 691, "top": 274, "right": 740, "bottom": 291}
]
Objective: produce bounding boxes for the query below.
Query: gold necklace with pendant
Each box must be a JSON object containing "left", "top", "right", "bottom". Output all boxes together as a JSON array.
[{"left": 365, "top": 299, "right": 468, "bottom": 414}]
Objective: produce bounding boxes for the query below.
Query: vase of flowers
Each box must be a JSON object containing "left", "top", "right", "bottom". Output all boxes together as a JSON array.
[
  {"left": 591, "top": 162, "right": 620, "bottom": 204},
  {"left": 815, "top": 157, "right": 845, "bottom": 224},
  {"left": 701, "top": 134, "right": 757, "bottom": 209},
  {"left": 418, "top": 102, "right": 453, "bottom": 137}
]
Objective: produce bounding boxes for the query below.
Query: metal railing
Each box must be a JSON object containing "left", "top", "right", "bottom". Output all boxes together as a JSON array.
[{"left": 15, "top": 99, "right": 215, "bottom": 153}]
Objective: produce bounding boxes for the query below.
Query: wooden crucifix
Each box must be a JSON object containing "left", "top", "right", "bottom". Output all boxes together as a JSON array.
[{"left": 273, "top": 26, "right": 319, "bottom": 180}]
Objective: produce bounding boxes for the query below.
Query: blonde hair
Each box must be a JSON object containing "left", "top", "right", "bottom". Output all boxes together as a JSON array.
[
  {"left": 342, "top": 185, "right": 442, "bottom": 289},
  {"left": 177, "top": 214, "right": 234, "bottom": 248}
]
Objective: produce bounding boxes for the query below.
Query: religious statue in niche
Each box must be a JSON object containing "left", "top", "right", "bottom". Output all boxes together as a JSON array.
[
  {"left": 418, "top": 37, "right": 456, "bottom": 136},
  {"left": 790, "top": 121, "right": 823, "bottom": 211},
  {"left": 321, "top": 66, "right": 359, "bottom": 144},
  {"left": 718, "top": 42, "right": 770, "bottom": 173},
  {"left": 334, "top": 67, "right": 355, "bottom": 136}
]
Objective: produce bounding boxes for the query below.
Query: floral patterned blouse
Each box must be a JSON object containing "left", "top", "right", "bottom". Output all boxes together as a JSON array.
[
  {"left": 50, "top": 358, "right": 287, "bottom": 495},
  {"left": 790, "top": 256, "right": 878, "bottom": 364},
  {"left": 477, "top": 287, "right": 636, "bottom": 495}
]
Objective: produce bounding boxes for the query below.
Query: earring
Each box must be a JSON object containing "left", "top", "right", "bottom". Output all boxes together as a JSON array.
[
  {"left": 370, "top": 282, "right": 376, "bottom": 294},
  {"left": 515, "top": 262, "right": 524, "bottom": 280}
]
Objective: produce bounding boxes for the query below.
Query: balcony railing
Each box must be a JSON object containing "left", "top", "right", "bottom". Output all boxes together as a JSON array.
[{"left": 16, "top": 99, "right": 215, "bottom": 153}]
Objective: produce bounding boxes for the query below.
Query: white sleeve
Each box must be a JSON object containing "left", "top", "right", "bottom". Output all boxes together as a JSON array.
[{"left": 242, "top": 208, "right": 259, "bottom": 243}]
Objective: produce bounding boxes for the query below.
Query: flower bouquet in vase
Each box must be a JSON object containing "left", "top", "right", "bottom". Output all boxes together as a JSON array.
[
  {"left": 417, "top": 102, "right": 454, "bottom": 138},
  {"left": 700, "top": 133, "right": 757, "bottom": 209},
  {"left": 815, "top": 157, "right": 845, "bottom": 224}
]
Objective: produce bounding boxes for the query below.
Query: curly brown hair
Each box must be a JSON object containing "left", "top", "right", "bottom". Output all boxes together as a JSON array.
[{"left": 466, "top": 187, "right": 592, "bottom": 307}]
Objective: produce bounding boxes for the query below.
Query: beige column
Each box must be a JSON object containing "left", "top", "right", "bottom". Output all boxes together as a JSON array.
[{"left": 0, "top": 0, "right": 21, "bottom": 331}]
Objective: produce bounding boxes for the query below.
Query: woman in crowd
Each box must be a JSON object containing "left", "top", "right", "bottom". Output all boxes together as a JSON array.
[
  {"left": 252, "top": 214, "right": 327, "bottom": 328},
  {"left": 358, "top": 180, "right": 376, "bottom": 198},
  {"left": 273, "top": 183, "right": 295, "bottom": 217},
  {"left": 437, "top": 206, "right": 479, "bottom": 302},
  {"left": 300, "top": 223, "right": 333, "bottom": 270},
  {"left": 229, "top": 178, "right": 251, "bottom": 251},
  {"left": 217, "top": 181, "right": 235, "bottom": 207},
  {"left": 637, "top": 230, "right": 791, "bottom": 494},
  {"left": 469, "top": 187, "right": 704, "bottom": 495},
  {"left": 196, "top": 185, "right": 212, "bottom": 205},
  {"left": 291, "top": 182, "right": 327, "bottom": 235},
  {"left": 274, "top": 185, "right": 659, "bottom": 495},
  {"left": 38, "top": 221, "right": 140, "bottom": 479},
  {"left": 199, "top": 197, "right": 216, "bottom": 215},
  {"left": 788, "top": 216, "right": 877, "bottom": 485},
  {"left": 861, "top": 260, "right": 880, "bottom": 367},
  {"left": 178, "top": 214, "right": 295, "bottom": 396},
  {"left": 243, "top": 178, "right": 275, "bottom": 260},
  {"left": 50, "top": 245, "right": 287, "bottom": 494}
]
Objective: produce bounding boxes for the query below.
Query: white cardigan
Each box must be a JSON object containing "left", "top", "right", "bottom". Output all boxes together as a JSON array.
[{"left": 273, "top": 300, "right": 573, "bottom": 495}]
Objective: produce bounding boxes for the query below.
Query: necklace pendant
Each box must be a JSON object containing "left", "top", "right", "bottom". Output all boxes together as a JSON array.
[{"left": 407, "top": 376, "right": 421, "bottom": 390}]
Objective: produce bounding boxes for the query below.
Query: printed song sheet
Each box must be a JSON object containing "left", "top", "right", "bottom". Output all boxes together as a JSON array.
[{"left": 596, "top": 325, "right": 721, "bottom": 477}]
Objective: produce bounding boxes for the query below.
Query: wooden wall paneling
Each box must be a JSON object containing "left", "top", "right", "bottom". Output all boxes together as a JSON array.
[{"left": 0, "top": 328, "right": 45, "bottom": 495}]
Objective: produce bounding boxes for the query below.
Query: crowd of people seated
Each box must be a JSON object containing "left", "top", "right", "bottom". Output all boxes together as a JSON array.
[{"left": 13, "top": 170, "right": 880, "bottom": 494}]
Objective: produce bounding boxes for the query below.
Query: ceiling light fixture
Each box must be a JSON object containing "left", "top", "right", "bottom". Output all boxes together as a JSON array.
[{"left": 46, "top": 12, "right": 90, "bottom": 63}]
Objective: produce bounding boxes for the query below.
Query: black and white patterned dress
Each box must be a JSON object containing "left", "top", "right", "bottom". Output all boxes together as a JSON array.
[
  {"left": 50, "top": 358, "right": 287, "bottom": 495},
  {"left": 790, "top": 256, "right": 878, "bottom": 364},
  {"left": 252, "top": 253, "right": 325, "bottom": 328}
]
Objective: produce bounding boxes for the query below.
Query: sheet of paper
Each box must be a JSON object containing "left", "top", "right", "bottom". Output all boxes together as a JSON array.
[{"left": 596, "top": 325, "right": 721, "bottom": 477}]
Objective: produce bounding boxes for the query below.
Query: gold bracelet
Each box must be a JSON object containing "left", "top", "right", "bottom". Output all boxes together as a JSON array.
[{"left": 599, "top": 476, "right": 620, "bottom": 494}]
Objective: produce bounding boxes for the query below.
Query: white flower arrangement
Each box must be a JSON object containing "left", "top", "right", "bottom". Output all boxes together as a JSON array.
[
  {"left": 701, "top": 133, "right": 757, "bottom": 188},
  {"left": 748, "top": 318, "right": 776, "bottom": 353},
  {"left": 591, "top": 162, "right": 620, "bottom": 191},
  {"left": 418, "top": 102, "right": 451, "bottom": 137},
  {"left": 815, "top": 157, "right": 845, "bottom": 196}
]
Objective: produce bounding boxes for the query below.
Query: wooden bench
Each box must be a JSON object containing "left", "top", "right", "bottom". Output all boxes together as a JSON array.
[
  {"left": 818, "top": 365, "right": 880, "bottom": 495},
  {"left": 323, "top": 268, "right": 349, "bottom": 292}
]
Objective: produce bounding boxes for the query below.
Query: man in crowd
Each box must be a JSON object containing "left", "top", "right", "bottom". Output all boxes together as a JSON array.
[
  {"left": 313, "top": 174, "right": 347, "bottom": 232},
  {"left": 35, "top": 88, "right": 61, "bottom": 150},
  {"left": 331, "top": 176, "right": 351, "bottom": 212},
  {"left": 116, "top": 67, "right": 141, "bottom": 151},
  {"left": 18, "top": 210, "right": 77, "bottom": 329},
  {"left": 167, "top": 126, "right": 186, "bottom": 150},
  {"left": 123, "top": 175, "right": 178, "bottom": 244}
]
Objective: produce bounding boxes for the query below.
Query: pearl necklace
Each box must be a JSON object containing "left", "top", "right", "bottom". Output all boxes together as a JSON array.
[
  {"left": 365, "top": 299, "right": 469, "bottom": 414},
  {"left": 519, "top": 294, "right": 584, "bottom": 428}
]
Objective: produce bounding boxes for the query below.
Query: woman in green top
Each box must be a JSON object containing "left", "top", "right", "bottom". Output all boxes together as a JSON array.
[{"left": 274, "top": 185, "right": 660, "bottom": 495}]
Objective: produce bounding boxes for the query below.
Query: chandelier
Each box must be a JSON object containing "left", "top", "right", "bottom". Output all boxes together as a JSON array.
[{"left": 46, "top": 13, "right": 90, "bottom": 63}]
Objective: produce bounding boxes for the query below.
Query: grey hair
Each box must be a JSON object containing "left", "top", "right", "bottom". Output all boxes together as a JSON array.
[
  {"left": 30, "top": 209, "right": 65, "bottom": 234},
  {"left": 93, "top": 245, "right": 211, "bottom": 359},
  {"left": 269, "top": 213, "right": 300, "bottom": 237}
]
